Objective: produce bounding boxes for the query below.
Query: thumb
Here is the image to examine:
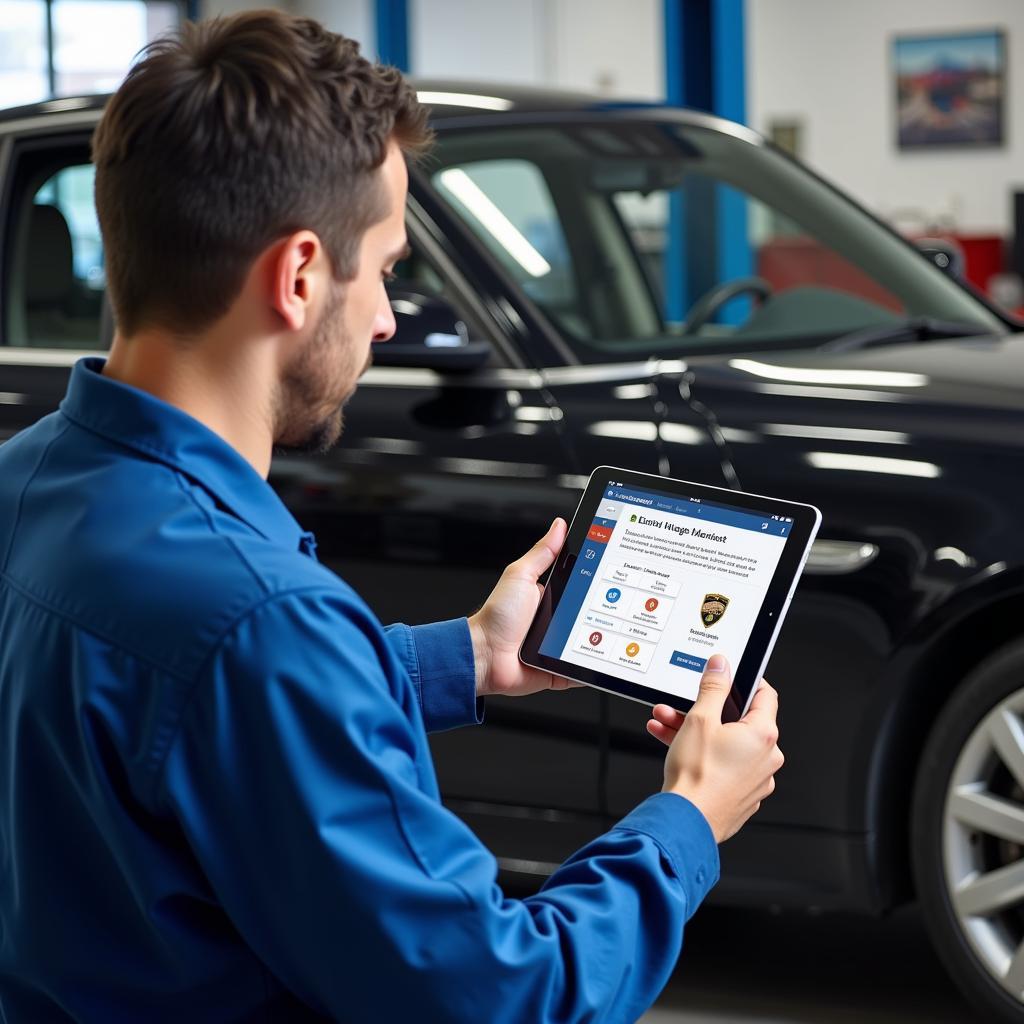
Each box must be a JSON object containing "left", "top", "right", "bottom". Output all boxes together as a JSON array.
[
  {"left": 511, "top": 517, "right": 566, "bottom": 581},
  {"left": 691, "top": 653, "right": 732, "bottom": 718}
]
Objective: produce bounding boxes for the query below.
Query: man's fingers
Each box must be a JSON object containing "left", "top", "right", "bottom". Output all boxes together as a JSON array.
[
  {"left": 742, "top": 679, "right": 779, "bottom": 725},
  {"left": 549, "top": 675, "right": 583, "bottom": 690},
  {"left": 511, "top": 518, "right": 567, "bottom": 581},
  {"left": 651, "top": 704, "right": 685, "bottom": 730},
  {"left": 689, "top": 654, "right": 732, "bottom": 718},
  {"left": 646, "top": 719, "right": 678, "bottom": 747}
]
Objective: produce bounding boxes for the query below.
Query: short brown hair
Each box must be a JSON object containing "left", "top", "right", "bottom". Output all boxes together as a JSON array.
[{"left": 92, "top": 9, "right": 431, "bottom": 337}]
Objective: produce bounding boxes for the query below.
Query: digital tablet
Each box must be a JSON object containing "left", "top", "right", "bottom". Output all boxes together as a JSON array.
[{"left": 520, "top": 467, "right": 821, "bottom": 722}]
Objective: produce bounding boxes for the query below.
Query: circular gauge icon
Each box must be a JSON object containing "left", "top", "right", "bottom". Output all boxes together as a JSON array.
[
  {"left": 645, "top": 597, "right": 659, "bottom": 612},
  {"left": 625, "top": 642, "right": 640, "bottom": 658},
  {"left": 589, "top": 631, "right": 603, "bottom": 646}
]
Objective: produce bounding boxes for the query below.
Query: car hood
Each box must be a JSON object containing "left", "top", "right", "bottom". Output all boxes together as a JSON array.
[{"left": 685, "top": 331, "right": 1024, "bottom": 412}]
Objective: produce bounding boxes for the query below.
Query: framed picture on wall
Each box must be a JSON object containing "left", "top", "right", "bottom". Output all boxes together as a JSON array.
[{"left": 893, "top": 29, "right": 1005, "bottom": 148}]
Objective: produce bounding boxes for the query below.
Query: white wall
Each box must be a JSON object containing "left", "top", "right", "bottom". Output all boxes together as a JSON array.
[
  {"left": 748, "top": 0, "right": 1024, "bottom": 236},
  {"left": 204, "top": 0, "right": 660, "bottom": 97},
  {"left": 202, "top": 0, "right": 373, "bottom": 52},
  {"left": 295, "top": 0, "right": 373, "bottom": 54},
  {"left": 409, "top": 0, "right": 660, "bottom": 99},
  {"left": 547, "top": 0, "right": 661, "bottom": 99},
  {"left": 410, "top": 0, "right": 549, "bottom": 85}
]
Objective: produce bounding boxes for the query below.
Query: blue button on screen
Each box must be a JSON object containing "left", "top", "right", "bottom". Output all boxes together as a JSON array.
[
  {"left": 605, "top": 588, "right": 621, "bottom": 603},
  {"left": 670, "top": 651, "right": 707, "bottom": 672}
]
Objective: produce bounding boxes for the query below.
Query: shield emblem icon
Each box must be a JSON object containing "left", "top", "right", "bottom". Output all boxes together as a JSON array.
[{"left": 700, "top": 594, "right": 729, "bottom": 628}]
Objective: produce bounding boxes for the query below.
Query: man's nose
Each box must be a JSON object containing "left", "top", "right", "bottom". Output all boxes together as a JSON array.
[{"left": 373, "top": 291, "right": 397, "bottom": 343}]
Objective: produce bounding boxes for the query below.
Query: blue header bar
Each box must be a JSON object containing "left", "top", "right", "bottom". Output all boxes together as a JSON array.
[{"left": 603, "top": 485, "right": 791, "bottom": 537}]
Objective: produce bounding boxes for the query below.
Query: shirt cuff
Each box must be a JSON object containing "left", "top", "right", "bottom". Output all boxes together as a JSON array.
[
  {"left": 613, "top": 792, "right": 720, "bottom": 915},
  {"left": 389, "top": 619, "right": 483, "bottom": 733}
]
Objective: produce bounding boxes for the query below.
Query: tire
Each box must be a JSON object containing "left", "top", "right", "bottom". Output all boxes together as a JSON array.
[{"left": 913, "top": 639, "right": 1024, "bottom": 1023}]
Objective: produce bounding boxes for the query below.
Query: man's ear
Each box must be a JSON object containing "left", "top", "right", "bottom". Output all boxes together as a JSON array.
[{"left": 269, "top": 230, "right": 324, "bottom": 332}]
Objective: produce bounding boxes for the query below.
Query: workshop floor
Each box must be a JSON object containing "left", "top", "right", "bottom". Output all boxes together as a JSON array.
[{"left": 641, "top": 903, "right": 979, "bottom": 1023}]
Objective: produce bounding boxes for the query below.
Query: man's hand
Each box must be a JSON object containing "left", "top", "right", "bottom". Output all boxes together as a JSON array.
[
  {"left": 647, "top": 655, "right": 783, "bottom": 844},
  {"left": 468, "top": 518, "right": 579, "bottom": 698}
]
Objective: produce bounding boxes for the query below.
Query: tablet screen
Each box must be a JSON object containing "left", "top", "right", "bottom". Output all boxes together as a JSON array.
[{"left": 527, "top": 470, "right": 819, "bottom": 711}]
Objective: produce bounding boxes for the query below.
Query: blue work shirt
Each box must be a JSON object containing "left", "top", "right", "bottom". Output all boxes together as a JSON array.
[{"left": 0, "top": 358, "right": 719, "bottom": 1023}]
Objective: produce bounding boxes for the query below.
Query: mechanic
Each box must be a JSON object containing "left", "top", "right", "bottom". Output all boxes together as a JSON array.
[{"left": 0, "top": 11, "right": 783, "bottom": 1022}]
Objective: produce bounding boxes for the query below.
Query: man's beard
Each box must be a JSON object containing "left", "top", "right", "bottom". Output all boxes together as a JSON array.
[{"left": 273, "top": 287, "right": 368, "bottom": 456}]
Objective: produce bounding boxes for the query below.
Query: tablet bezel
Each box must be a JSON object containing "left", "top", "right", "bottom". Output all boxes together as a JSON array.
[{"left": 520, "top": 466, "right": 821, "bottom": 721}]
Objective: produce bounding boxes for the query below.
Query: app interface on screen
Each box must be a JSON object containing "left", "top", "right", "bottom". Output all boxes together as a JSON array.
[{"left": 539, "top": 484, "right": 793, "bottom": 703}]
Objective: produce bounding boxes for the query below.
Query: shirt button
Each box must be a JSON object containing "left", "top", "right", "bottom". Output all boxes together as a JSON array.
[{"left": 696, "top": 868, "right": 706, "bottom": 885}]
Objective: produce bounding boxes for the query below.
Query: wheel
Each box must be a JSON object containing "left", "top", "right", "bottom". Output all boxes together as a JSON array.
[{"left": 913, "top": 640, "right": 1024, "bottom": 1022}]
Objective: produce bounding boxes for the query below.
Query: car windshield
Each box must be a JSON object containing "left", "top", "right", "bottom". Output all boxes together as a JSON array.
[{"left": 428, "top": 116, "right": 1006, "bottom": 360}]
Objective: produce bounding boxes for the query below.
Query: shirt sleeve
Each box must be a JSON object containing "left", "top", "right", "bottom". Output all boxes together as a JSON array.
[
  {"left": 161, "top": 589, "right": 719, "bottom": 1024},
  {"left": 384, "top": 618, "right": 483, "bottom": 732}
]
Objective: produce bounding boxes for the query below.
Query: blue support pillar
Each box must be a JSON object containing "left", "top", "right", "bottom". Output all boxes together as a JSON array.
[
  {"left": 375, "top": 0, "right": 409, "bottom": 71},
  {"left": 663, "top": 0, "right": 751, "bottom": 326},
  {"left": 711, "top": 0, "right": 753, "bottom": 322}
]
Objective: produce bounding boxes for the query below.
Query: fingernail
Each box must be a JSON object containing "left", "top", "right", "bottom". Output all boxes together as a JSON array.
[{"left": 707, "top": 654, "right": 727, "bottom": 672}]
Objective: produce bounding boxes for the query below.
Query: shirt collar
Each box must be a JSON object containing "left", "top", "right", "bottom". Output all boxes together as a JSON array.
[{"left": 60, "top": 357, "right": 312, "bottom": 554}]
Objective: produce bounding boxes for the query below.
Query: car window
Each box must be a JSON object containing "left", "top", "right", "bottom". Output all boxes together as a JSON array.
[
  {"left": 6, "top": 158, "right": 105, "bottom": 350},
  {"left": 430, "top": 122, "right": 1005, "bottom": 361},
  {"left": 433, "top": 160, "right": 585, "bottom": 335},
  {"left": 2, "top": 143, "right": 488, "bottom": 365}
]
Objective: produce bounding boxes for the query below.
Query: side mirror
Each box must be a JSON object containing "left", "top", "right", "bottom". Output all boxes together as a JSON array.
[
  {"left": 373, "top": 283, "right": 493, "bottom": 371},
  {"left": 915, "top": 237, "right": 966, "bottom": 280}
]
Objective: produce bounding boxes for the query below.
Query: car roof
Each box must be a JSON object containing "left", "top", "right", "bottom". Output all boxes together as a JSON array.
[
  {"left": 0, "top": 80, "right": 665, "bottom": 126},
  {"left": 0, "top": 95, "right": 109, "bottom": 124},
  {"left": 0, "top": 82, "right": 763, "bottom": 151}
]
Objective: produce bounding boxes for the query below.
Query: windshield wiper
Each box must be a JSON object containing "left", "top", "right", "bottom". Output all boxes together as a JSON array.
[{"left": 820, "top": 317, "right": 993, "bottom": 354}]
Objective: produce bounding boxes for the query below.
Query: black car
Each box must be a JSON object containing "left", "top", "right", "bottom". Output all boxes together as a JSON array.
[{"left": 3, "top": 83, "right": 1024, "bottom": 1021}]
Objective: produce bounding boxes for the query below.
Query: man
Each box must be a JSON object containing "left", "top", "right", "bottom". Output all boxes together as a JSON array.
[{"left": 0, "top": 11, "right": 783, "bottom": 1022}]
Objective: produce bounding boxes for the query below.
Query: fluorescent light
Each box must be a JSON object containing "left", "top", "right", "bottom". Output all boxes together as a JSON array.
[
  {"left": 730, "top": 358, "right": 928, "bottom": 388},
  {"left": 719, "top": 427, "right": 760, "bottom": 444},
  {"left": 515, "top": 406, "right": 562, "bottom": 422},
  {"left": 749, "top": 383, "right": 910, "bottom": 403},
  {"left": 934, "top": 546, "right": 976, "bottom": 568},
  {"left": 360, "top": 437, "right": 422, "bottom": 454},
  {"left": 588, "top": 420, "right": 658, "bottom": 441},
  {"left": 436, "top": 457, "right": 547, "bottom": 477},
  {"left": 806, "top": 452, "right": 940, "bottom": 478},
  {"left": 417, "top": 91, "right": 513, "bottom": 111},
  {"left": 436, "top": 168, "right": 552, "bottom": 278},
  {"left": 659, "top": 422, "right": 705, "bottom": 445},
  {"left": 613, "top": 383, "right": 656, "bottom": 400},
  {"left": 558, "top": 474, "right": 591, "bottom": 490},
  {"left": 762, "top": 423, "right": 911, "bottom": 444}
]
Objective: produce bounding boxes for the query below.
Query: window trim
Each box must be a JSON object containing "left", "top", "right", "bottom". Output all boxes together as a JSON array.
[{"left": 1, "top": 129, "right": 98, "bottom": 352}]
